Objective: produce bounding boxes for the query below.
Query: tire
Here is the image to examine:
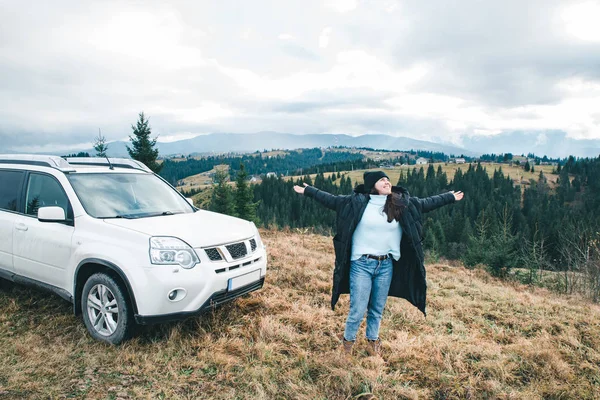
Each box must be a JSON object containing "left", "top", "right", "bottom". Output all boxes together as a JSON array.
[{"left": 81, "top": 272, "right": 135, "bottom": 345}]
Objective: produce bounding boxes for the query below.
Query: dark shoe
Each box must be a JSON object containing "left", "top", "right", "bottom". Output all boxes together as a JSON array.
[
  {"left": 366, "top": 339, "right": 381, "bottom": 357},
  {"left": 342, "top": 338, "right": 354, "bottom": 355}
]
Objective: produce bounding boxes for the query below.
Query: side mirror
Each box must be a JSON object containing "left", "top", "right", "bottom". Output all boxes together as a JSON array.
[
  {"left": 38, "top": 206, "right": 66, "bottom": 222},
  {"left": 186, "top": 197, "right": 194, "bottom": 206}
]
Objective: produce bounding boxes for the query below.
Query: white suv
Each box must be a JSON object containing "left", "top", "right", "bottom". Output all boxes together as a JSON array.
[{"left": 0, "top": 155, "right": 267, "bottom": 344}]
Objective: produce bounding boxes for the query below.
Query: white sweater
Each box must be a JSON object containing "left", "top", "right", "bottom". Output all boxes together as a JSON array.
[{"left": 350, "top": 195, "right": 402, "bottom": 261}]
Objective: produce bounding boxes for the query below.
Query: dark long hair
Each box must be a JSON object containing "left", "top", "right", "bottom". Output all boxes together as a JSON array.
[{"left": 370, "top": 189, "right": 406, "bottom": 222}]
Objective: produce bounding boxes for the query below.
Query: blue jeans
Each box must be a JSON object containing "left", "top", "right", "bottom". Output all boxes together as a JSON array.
[{"left": 344, "top": 255, "right": 393, "bottom": 342}]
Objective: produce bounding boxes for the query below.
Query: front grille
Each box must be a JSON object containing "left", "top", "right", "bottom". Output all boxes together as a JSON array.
[
  {"left": 205, "top": 248, "right": 222, "bottom": 261},
  {"left": 225, "top": 242, "right": 247, "bottom": 259},
  {"left": 249, "top": 238, "right": 257, "bottom": 252}
]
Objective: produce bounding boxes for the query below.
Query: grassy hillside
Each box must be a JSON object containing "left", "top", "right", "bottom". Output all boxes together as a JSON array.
[
  {"left": 175, "top": 164, "right": 231, "bottom": 191},
  {"left": 1, "top": 231, "right": 599, "bottom": 399}
]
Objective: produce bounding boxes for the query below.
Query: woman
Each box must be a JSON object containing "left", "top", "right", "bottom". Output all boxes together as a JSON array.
[{"left": 293, "top": 171, "right": 463, "bottom": 356}]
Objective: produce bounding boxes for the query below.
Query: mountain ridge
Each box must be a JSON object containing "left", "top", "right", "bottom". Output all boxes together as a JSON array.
[
  {"left": 5, "top": 131, "right": 598, "bottom": 159},
  {"left": 46, "top": 132, "right": 477, "bottom": 158}
]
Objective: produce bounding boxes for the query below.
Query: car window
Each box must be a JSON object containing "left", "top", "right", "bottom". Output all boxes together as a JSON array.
[
  {"left": 0, "top": 170, "right": 24, "bottom": 212},
  {"left": 68, "top": 173, "right": 194, "bottom": 218},
  {"left": 25, "top": 173, "right": 70, "bottom": 218}
]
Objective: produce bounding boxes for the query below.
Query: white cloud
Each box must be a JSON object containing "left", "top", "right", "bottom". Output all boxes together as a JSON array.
[
  {"left": 561, "top": 1, "right": 600, "bottom": 42},
  {"left": 158, "top": 132, "right": 204, "bottom": 143},
  {"left": 473, "top": 129, "right": 502, "bottom": 136},
  {"left": 325, "top": 0, "right": 358, "bottom": 13},
  {"left": 278, "top": 33, "right": 294, "bottom": 40},
  {"left": 52, "top": 4, "right": 206, "bottom": 71},
  {"left": 216, "top": 50, "right": 428, "bottom": 100},
  {"left": 151, "top": 102, "right": 235, "bottom": 124},
  {"left": 383, "top": 1, "right": 399, "bottom": 13},
  {"left": 8, "top": 142, "right": 93, "bottom": 153},
  {"left": 319, "top": 27, "right": 333, "bottom": 48},
  {"left": 240, "top": 29, "right": 253, "bottom": 41},
  {"left": 535, "top": 133, "right": 548, "bottom": 146}
]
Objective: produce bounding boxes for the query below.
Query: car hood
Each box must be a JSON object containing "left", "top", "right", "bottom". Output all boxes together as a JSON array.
[{"left": 102, "top": 210, "right": 255, "bottom": 247}]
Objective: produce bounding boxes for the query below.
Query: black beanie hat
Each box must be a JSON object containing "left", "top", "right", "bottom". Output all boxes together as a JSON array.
[{"left": 363, "top": 171, "right": 389, "bottom": 193}]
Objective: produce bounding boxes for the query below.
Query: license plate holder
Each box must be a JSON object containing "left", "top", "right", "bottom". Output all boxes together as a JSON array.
[{"left": 228, "top": 269, "right": 261, "bottom": 291}]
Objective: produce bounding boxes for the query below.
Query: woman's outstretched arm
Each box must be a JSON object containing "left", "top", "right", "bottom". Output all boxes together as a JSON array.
[
  {"left": 418, "top": 190, "right": 464, "bottom": 213},
  {"left": 293, "top": 182, "right": 349, "bottom": 211}
]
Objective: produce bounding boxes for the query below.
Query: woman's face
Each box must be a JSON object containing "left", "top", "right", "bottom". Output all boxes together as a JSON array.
[{"left": 374, "top": 177, "right": 392, "bottom": 195}]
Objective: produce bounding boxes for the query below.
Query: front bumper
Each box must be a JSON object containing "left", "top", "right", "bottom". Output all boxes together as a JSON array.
[{"left": 134, "top": 277, "right": 264, "bottom": 325}]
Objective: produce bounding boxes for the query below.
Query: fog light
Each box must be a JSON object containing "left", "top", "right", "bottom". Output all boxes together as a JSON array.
[{"left": 167, "top": 288, "right": 187, "bottom": 302}]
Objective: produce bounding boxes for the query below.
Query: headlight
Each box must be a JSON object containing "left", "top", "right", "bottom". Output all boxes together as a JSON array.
[{"left": 150, "top": 237, "right": 199, "bottom": 269}]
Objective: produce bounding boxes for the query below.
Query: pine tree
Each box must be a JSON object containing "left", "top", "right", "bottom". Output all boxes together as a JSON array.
[
  {"left": 557, "top": 168, "right": 575, "bottom": 203},
  {"left": 93, "top": 129, "right": 108, "bottom": 157},
  {"left": 488, "top": 204, "right": 517, "bottom": 277},
  {"left": 437, "top": 165, "right": 448, "bottom": 189},
  {"left": 425, "top": 217, "right": 446, "bottom": 259},
  {"left": 210, "top": 168, "right": 235, "bottom": 215},
  {"left": 127, "top": 112, "right": 162, "bottom": 173},
  {"left": 234, "top": 163, "right": 258, "bottom": 222},
  {"left": 463, "top": 210, "right": 490, "bottom": 269}
]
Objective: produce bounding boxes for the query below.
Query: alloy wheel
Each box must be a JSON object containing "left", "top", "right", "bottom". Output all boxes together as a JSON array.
[{"left": 86, "top": 284, "right": 119, "bottom": 336}]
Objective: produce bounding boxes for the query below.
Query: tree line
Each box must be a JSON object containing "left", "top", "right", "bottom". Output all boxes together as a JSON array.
[{"left": 159, "top": 149, "right": 365, "bottom": 186}]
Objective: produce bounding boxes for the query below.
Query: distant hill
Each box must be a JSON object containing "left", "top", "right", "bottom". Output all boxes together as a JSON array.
[
  {"left": 51, "top": 132, "right": 476, "bottom": 158},
  {"left": 21, "top": 131, "right": 600, "bottom": 159}
]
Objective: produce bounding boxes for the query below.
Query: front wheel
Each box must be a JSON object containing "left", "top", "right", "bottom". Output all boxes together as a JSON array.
[{"left": 81, "top": 273, "right": 134, "bottom": 344}]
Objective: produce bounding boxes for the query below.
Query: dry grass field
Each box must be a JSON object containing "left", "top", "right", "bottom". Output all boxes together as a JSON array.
[
  {"left": 1, "top": 231, "right": 599, "bottom": 399},
  {"left": 327, "top": 148, "right": 411, "bottom": 161},
  {"left": 175, "top": 165, "right": 234, "bottom": 192}
]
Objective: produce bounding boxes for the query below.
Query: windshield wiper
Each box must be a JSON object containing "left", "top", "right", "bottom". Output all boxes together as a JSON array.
[
  {"left": 101, "top": 211, "right": 181, "bottom": 219},
  {"left": 161, "top": 211, "right": 176, "bottom": 215},
  {"left": 148, "top": 211, "right": 181, "bottom": 217},
  {"left": 102, "top": 214, "right": 137, "bottom": 219},
  {"left": 133, "top": 211, "right": 182, "bottom": 218}
]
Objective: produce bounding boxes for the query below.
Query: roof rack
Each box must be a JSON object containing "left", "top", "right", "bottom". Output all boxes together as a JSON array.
[
  {"left": 64, "top": 157, "right": 152, "bottom": 172},
  {"left": 0, "top": 155, "right": 152, "bottom": 173},
  {"left": 0, "top": 154, "right": 76, "bottom": 172}
]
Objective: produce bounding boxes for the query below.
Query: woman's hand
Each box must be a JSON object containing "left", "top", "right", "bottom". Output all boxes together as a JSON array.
[
  {"left": 293, "top": 183, "right": 309, "bottom": 195},
  {"left": 450, "top": 190, "right": 464, "bottom": 201}
]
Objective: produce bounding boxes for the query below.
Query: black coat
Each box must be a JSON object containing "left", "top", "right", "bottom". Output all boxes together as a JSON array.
[{"left": 304, "top": 184, "right": 455, "bottom": 316}]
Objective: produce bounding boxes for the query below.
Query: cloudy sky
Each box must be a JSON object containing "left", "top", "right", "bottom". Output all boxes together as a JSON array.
[{"left": 1, "top": 0, "right": 600, "bottom": 153}]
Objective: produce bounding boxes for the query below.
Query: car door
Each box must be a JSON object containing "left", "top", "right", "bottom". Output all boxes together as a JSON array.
[
  {"left": 13, "top": 172, "right": 74, "bottom": 289},
  {"left": 0, "top": 169, "right": 25, "bottom": 278}
]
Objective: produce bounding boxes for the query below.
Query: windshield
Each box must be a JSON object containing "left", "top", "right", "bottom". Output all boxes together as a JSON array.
[{"left": 68, "top": 173, "right": 194, "bottom": 218}]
